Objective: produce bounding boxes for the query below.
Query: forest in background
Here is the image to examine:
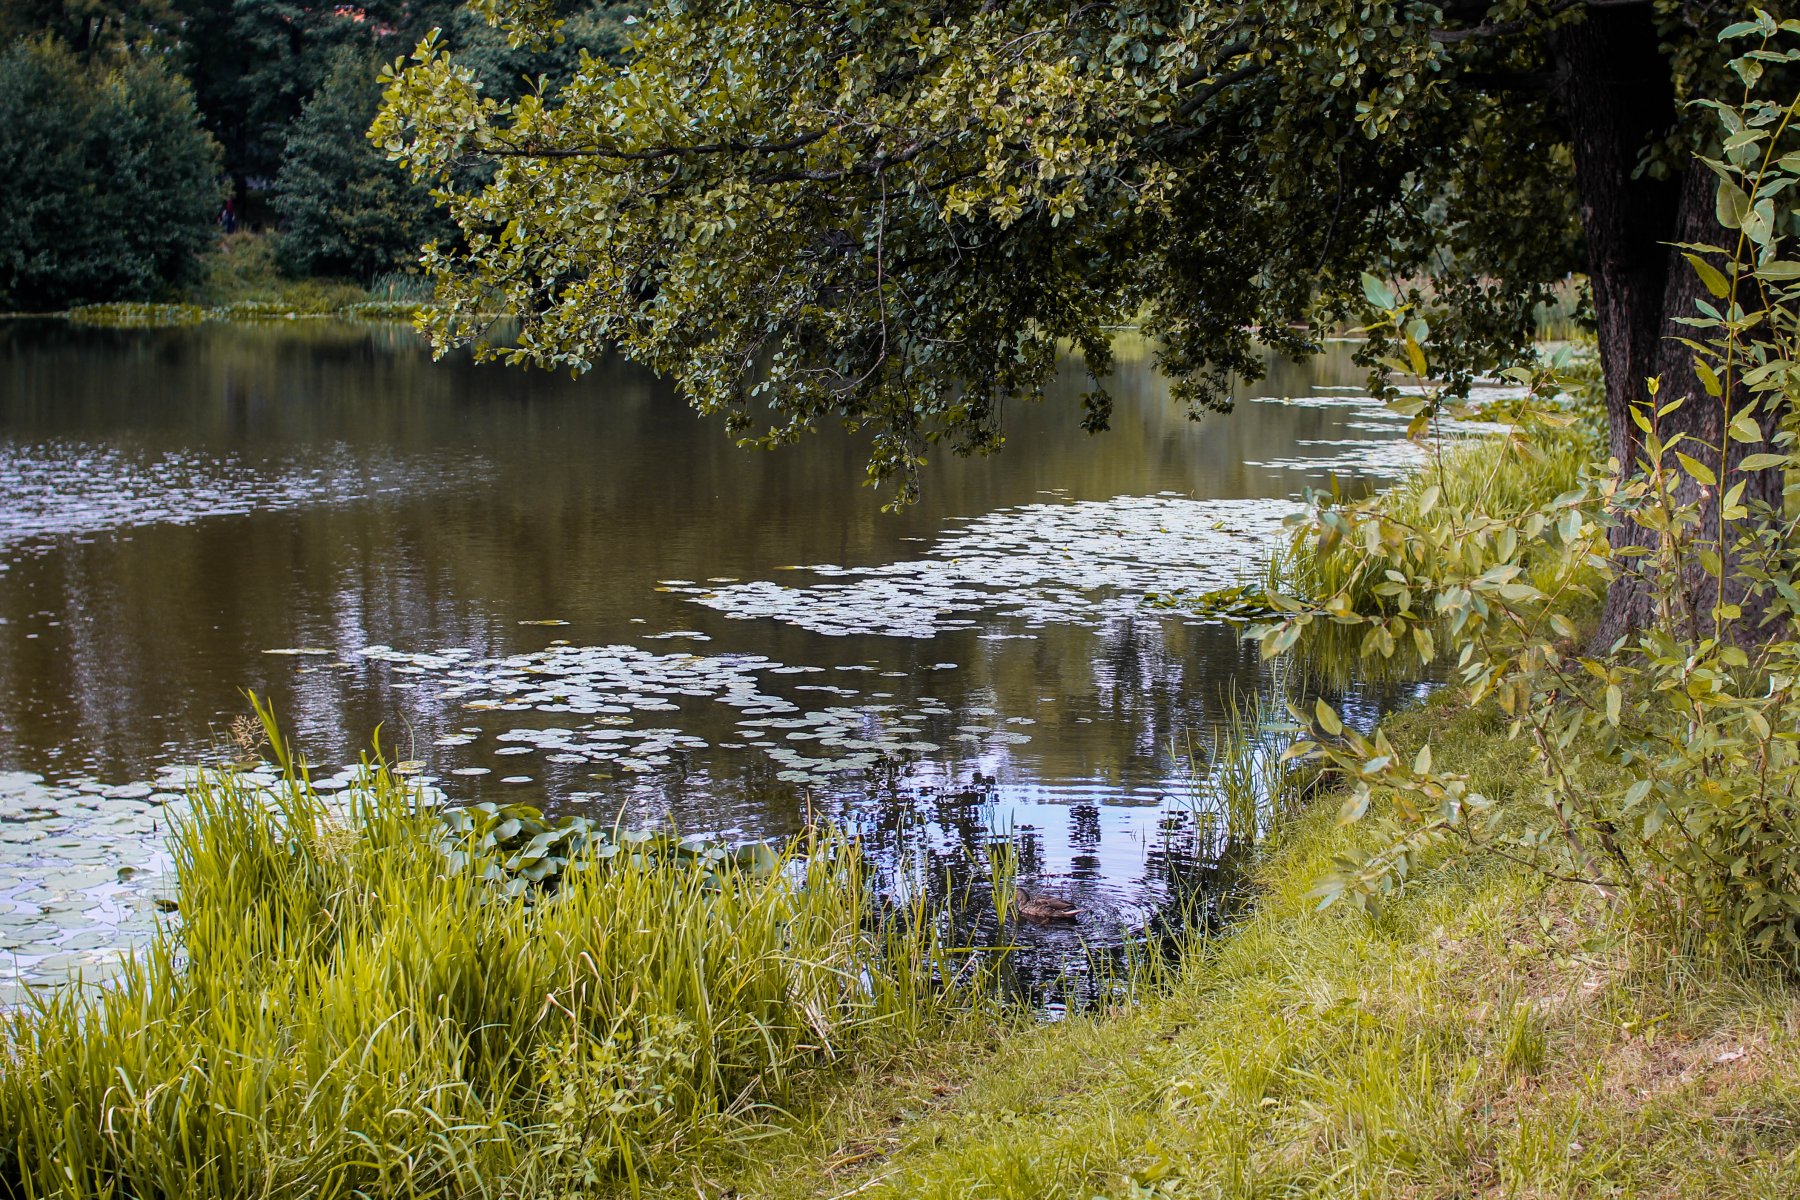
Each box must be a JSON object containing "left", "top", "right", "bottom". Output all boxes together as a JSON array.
[{"left": 0, "top": 0, "right": 640, "bottom": 310}]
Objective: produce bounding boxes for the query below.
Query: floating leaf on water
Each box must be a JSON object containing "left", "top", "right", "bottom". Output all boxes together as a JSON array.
[
  {"left": 517, "top": 619, "right": 571, "bottom": 627},
  {"left": 734, "top": 842, "right": 782, "bottom": 877},
  {"left": 262, "top": 648, "right": 332, "bottom": 657}
]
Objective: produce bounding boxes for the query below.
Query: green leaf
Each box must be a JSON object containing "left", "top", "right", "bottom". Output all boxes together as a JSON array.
[
  {"left": 1605, "top": 684, "right": 1622, "bottom": 727},
  {"left": 1675, "top": 451, "right": 1718, "bottom": 486},
  {"left": 1315, "top": 699, "right": 1344, "bottom": 737},
  {"left": 1754, "top": 260, "right": 1800, "bottom": 281},
  {"left": 1360, "top": 272, "right": 1395, "bottom": 311},
  {"left": 1404, "top": 336, "right": 1427, "bottom": 377},
  {"left": 733, "top": 842, "right": 783, "bottom": 877},
  {"left": 1717, "top": 179, "right": 1751, "bottom": 230},
  {"left": 1738, "top": 453, "right": 1789, "bottom": 471},
  {"left": 1684, "top": 253, "right": 1731, "bottom": 298},
  {"left": 1695, "top": 359, "right": 1722, "bottom": 397}
]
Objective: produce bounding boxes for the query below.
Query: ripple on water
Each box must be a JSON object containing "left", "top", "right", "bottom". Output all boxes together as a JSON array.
[{"left": 0, "top": 440, "right": 483, "bottom": 562}]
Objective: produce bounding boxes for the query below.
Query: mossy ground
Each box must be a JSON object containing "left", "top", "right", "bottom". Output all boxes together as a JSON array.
[{"left": 702, "top": 696, "right": 1800, "bottom": 1200}]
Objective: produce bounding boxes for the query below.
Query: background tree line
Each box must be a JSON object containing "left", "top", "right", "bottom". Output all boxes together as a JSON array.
[{"left": 0, "top": 0, "right": 640, "bottom": 310}]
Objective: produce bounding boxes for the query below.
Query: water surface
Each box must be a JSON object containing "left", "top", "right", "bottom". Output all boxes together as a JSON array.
[{"left": 0, "top": 320, "right": 1454, "bottom": 1000}]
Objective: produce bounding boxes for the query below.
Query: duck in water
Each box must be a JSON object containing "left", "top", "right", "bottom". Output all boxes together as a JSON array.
[{"left": 1014, "top": 887, "right": 1083, "bottom": 923}]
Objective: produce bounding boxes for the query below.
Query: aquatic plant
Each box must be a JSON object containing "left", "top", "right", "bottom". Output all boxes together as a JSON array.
[
  {"left": 0, "top": 707, "right": 974, "bottom": 1197},
  {"left": 1176, "top": 697, "right": 1300, "bottom": 854}
]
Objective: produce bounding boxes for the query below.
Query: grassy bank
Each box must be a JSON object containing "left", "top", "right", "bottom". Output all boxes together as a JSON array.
[
  {"left": 18, "top": 684, "right": 1795, "bottom": 1198},
  {"left": 28, "top": 234, "right": 436, "bottom": 326},
  {"left": 0, "top": 720, "right": 975, "bottom": 1198},
  {"left": 717, "top": 694, "right": 1800, "bottom": 1199},
  {"left": 702, "top": 406, "right": 1800, "bottom": 1198}
]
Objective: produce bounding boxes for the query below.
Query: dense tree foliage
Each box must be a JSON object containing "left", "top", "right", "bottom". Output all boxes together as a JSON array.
[
  {"left": 0, "top": 0, "right": 176, "bottom": 60},
  {"left": 271, "top": 6, "right": 640, "bottom": 281},
  {"left": 273, "top": 48, "right": 453, "bottom": 281},
  {"left": 0, "top": 37, "right": 222, "bottom": 309},
  {"left": 0, "top": 1, "right": 640, "bottom": 300},
  {"left": 173, "top": 1, "right": 449, "bottom": 193},
  {"left": 165, "top": 1, "right": 640, "bottom": 201},
  {"left": 376, "top": 0, "right": 1777, "bottom": 635}
]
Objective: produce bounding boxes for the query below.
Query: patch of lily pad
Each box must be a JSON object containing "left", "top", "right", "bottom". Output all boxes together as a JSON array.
[
  {"left": 663, "top": 495, "right": 1293, "bottom": 639},
  {"left": 356, "top": 642, "right": 1009, "bottom": 788},
  {"left": 0, "top": 439, "right": 475, "bottom": 562}
]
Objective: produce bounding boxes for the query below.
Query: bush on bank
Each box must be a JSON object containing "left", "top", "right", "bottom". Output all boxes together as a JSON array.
[
  {"left": 1256, "top": 38, "right": 1800, "bottom": 968},
  {"left": 0, "top": 38, "right": 223, "bottom": 312}
]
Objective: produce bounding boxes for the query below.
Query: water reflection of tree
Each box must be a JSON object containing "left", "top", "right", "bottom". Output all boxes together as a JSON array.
[{"left": 1, "top": 322, "right": 1416, "bottom": 1002}]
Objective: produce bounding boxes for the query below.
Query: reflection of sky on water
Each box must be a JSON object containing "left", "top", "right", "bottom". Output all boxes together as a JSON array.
[
  {"left": 0, "top": 441, "right": 479, "bottom": 566},
  {"left": 0, "top": 322, "right": 1471, "bottom": 1001}
]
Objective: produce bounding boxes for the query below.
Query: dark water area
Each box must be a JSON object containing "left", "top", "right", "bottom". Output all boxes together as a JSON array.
[{"left": 0, "top": 318, "right": 1455, "bottom": 1001}]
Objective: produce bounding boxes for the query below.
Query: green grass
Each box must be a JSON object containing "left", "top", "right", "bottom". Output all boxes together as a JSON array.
[
  {"left": 0, "top": 718, "right": 974, "bottom": 1199},
  {"left": 698, "top": 397, "right": 1800, "bottom": 1199},
  {"left": 57, "top": 236, "right": 435, "bottom": 326},
  {"left": 715, "top": 697, "right": 1800, "bottom": 1199}
]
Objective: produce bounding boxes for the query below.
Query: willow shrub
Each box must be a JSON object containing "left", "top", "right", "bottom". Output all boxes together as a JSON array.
[
  {"left": 1265, "top": 416, "right": 1600, "bottom": 622},
  {"left": 1257, "top": 22, "right": 1800, "bottom": 968},
  {"left": 0, "top": 714, "right": 969, "bottom": 1198}
]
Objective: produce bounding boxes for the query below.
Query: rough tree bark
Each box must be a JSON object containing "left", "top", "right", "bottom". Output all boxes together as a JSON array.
[{"left": 1553, "top": 4, "right": 1784, "bottom": 647}]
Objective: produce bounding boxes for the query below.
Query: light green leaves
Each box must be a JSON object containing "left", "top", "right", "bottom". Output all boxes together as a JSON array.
[
  {"left": 1685, "top": 252, "right": 1731, "bottom": 298},
  {"left": 1361, "top": 272, "right": 1397, "bottom": 311},
  {"left": 1675, "top": 451, "right": 1718, "bottom": 486},
  {"left": 1718, "top": 178, "right": 1752, "bottom": 229},
  {"left": 1315, "top": 699, "right": 1343, "bottom": 737}
]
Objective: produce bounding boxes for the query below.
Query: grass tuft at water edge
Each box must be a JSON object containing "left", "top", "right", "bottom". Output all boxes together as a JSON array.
[{"left": 0, "top": 710, "right": 975, "bottom": 1198}]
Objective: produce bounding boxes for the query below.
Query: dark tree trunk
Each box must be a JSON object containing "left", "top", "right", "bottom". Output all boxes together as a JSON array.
[
  {"left": 1553, "top": 6, "right": 1679, "bottom": 468},
  {"left": 1552, "top": 5, "right": 1784, "bottom": 648}
]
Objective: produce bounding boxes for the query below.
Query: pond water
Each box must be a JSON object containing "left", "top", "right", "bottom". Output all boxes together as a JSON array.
[{"left": 0, "top": 319, "right": 1468, "bottom": 1003}]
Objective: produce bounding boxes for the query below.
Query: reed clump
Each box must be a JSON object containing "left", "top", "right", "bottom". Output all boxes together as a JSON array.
[{"left": 0, "top": 716, "right": 970, "bottom": 1198}]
